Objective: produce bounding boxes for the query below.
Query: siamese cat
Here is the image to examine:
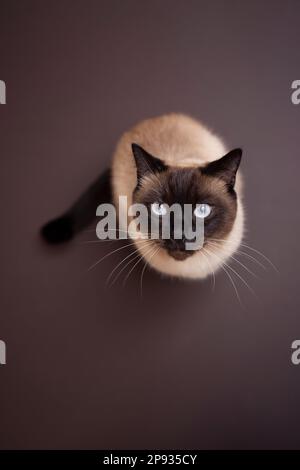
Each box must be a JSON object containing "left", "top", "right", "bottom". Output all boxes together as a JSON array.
[{"left": 42, "top": 114, "right": 244, "bottom": 280}]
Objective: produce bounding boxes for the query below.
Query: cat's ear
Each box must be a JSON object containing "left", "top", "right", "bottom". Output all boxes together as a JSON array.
[
  {"left": 202, "top": 148, "right": 242, "bottom": 188},
  {"left": 131, "top": 143, "right": 167, "bottom": 183}
]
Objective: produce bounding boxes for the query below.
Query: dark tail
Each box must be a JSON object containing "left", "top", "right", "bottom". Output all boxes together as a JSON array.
[{"left": 41, "top": 168, "right": 111, "bottom": 244}]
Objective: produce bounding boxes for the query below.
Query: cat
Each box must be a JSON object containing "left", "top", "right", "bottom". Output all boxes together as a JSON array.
[{"left": 42, "top": 113, "right": 244, "bottom": 280}]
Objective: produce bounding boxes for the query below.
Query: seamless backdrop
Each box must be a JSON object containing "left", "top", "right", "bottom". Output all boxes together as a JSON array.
[{"left": 0, "top": 0, "right": 300, "bottom": 449}]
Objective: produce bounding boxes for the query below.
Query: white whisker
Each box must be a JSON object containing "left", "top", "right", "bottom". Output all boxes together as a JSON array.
[
  {"left": 87, "top": 239, "right": 150, "bottom": 272},
  {"left": 206, "top": 242, "right": 259, "bottom": 279},
  {"left": 139, "top": 246, "right": 161, "bottom": 298},
  {"left": 203, "top": 247, "right": 242, "bottom": 306},
  {"left": 205, "top": 246, "right": 257, "bottom": 300},
  {"left": 122, "top": 244, "right": 157, "bottom": 288},
  {"left": 235, "top": 249, "right": 267, "bottom": 270},
  {"left": 200, "top": 249, "right": 216, "bottom": 291},
  {"left": 207, "top": 240, "right": 267, "bottom": 271},
  {"left": 110, "top": 251, "right": 143, "bottom": 287},
  {"left": 106, "top": 241, "right": 155, "bottom": 287},
  {"left": 208, "top": 237, "right": 278, "bottom": 273}
]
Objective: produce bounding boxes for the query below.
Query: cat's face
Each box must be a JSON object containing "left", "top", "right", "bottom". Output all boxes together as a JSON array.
[{"left": 132, "top": 144, "right": 242, "bottom": 261}]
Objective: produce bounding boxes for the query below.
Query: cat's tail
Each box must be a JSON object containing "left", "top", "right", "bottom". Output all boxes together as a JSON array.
[{"left": 41, "top": 168, "right": 111, "bottom": 244}]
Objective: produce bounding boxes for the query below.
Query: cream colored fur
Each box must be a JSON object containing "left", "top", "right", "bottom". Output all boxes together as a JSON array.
[{"left": 111, "top": 113, "right": 244, "bottom": 279}]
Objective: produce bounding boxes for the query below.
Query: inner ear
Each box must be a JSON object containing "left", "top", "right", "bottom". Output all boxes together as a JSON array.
[
  {"left": 132, "top": 143, "right": 167, "bottom": 183},
  {"left": 201, "top": 148, "right": 242, "bottom": 188}
]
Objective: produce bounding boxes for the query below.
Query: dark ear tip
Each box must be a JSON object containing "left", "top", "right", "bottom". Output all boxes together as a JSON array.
[
  {"left": 131, "top": 142, "right": 140, "bottom": 152},
  {"left": 131, "top": 143, "right": 142, "bottom": 158},
  {"left": 228, "top": 148, "right": 242, "bottom": 167},
  {"left": 234, "top": 148, "right": 243, "bottom": 158}
]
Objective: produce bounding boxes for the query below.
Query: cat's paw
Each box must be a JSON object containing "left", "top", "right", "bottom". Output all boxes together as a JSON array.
[{"left": 41, "top": 216, "right": 74, "bottom": 244}]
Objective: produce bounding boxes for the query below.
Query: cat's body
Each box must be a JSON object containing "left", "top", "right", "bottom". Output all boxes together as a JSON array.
[
  {"left": 42, "top": 113, "right": 244, "bottom": 280},
  {"left": 112, "top": 114, "right": 244, "bottom": 279}
]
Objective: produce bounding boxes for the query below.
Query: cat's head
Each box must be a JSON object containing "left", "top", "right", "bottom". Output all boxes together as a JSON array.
[{"left": 131, "top": 143, "right": 242, "bottom": 261}]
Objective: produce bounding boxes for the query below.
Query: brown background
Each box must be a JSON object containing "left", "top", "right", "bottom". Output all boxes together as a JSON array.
[{"left": 0, "top": 0, "right": 300, "bottom": 449}]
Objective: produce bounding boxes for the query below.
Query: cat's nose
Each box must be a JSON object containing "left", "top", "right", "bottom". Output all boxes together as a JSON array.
[
  {"left": 166, "top": 238, "right": 186, "bottom": 251},
  {"left": 165, "top": 238, "right": 195, "bottom": 261}
]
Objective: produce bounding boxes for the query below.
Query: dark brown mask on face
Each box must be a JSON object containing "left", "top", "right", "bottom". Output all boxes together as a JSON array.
[{"left": 132, "top": 143, "right": 242, "bottom": 261}]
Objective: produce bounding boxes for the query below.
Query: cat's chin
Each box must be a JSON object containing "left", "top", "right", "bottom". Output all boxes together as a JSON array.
[{"left": 167, "top": 250, "right": 195, "bottom": 261}]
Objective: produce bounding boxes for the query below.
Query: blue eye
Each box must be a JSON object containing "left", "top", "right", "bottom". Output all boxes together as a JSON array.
[
  {"left": 151, "top": 203, "right": 167, "bottom": 216},
  {"left": 194, "top": 204, "right": 212, "bottom": 218}
]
